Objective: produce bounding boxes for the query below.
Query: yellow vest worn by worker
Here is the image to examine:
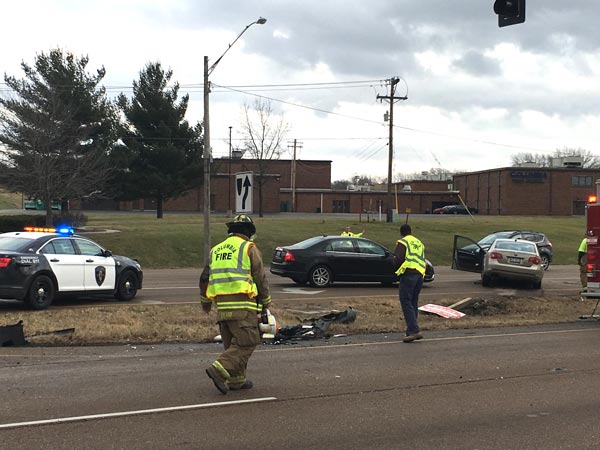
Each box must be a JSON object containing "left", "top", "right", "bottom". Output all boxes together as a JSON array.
[
  {"left": 395, "top": 235, "right": 426, "bottom": 276},
  {"left": 341, "top": 230, "right": 363, "bottom": 237},
  {"left": 579, "top": 238, "right": 587, "bottom": 253},
  {"left": 206, "top": 235, "right": 260, "bottom": 311}
]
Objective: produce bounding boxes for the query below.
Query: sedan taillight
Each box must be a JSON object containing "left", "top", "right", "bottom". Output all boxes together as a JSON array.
[
  {"left": 528, "top": 256, "right": 541, "bottom": 264},
  {"left": 284, "top": 251, "right": 295, "bottom": 262},
  {"left": 489, "top": 251, "right": 503, "bottom": 260},
  {"left": 0, "top": 257, "right": 12, "bottom": 268}
]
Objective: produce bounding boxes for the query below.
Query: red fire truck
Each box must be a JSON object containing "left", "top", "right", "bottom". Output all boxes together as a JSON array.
[{"left": 583, "top": 193, "right": 600, "bottom": 300}]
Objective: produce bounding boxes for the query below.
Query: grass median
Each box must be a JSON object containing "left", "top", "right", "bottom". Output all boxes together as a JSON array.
[{"left": 1, "top": 293, "right": 596, "bottom": 346}]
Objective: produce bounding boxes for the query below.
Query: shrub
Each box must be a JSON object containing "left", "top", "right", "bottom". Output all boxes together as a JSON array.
[{"left": 0, "top": 215, "right": 46, "bottom": 232}]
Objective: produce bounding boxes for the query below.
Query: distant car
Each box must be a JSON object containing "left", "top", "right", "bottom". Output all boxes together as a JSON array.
[
  {"left": 481, "top": 238, "right": 544, "bottom": 288},
  {"left": 270, "top": 235, "right": 435, "bottom": 287},
  {"left": 0, "top": 227, "right": 143, "bottom": 309},
  {"left": 436, "top": 205, "right": 478, "bottom": 215},
  {"left": 453, "top": 230, "right": 552, "bottom": 281}
]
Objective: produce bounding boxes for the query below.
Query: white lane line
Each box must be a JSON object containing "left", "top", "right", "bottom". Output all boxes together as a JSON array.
[
  {"left": 144, "top": 286, "right": 197, "bottom": 290},
  {"left": 0, "top": 397, "right": 277, "bottom": 430}
]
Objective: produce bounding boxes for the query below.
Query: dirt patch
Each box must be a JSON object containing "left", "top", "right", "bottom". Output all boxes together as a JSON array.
[{"left": 0, "top": 294, "right": 598, "bottom": 346}]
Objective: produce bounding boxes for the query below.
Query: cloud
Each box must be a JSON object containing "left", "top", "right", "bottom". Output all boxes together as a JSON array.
[{"left": 2, "top": 0, "right": 600, "bottom": 182}]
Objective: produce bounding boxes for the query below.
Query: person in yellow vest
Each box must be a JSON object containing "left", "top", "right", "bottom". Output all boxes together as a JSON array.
[
  {"left": 199, "top": 214, "right": 272, "bottom": 394},
  {"left": 578, "top": 236, "right": 588, "bottom": 293},
  {"left": 393, "top": 224, "right": 427, "bottom": 343},
  {"left": 341, "top": 226, "right": 364, "bottom": 237}
]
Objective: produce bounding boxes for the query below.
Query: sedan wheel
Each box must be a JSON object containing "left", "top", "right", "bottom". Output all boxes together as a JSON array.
[
  {"left": 481, "top": 273, "right": 492, "bottom": 287},
  {"left": 309, "top": 265, "right": 332, "bottom": 287},
  {"left": 26, "top": 275, "right": 55, "bottom": 310},
  {"left": 540, "top": 255, "right": 550, "bottom": 271},
  {"left": 115, "top": 271, "right": 138, "bottom": 301}
]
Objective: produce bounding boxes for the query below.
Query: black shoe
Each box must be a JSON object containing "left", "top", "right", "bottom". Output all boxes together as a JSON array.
[
  {"left": 403, "top": 332, "right": 423, "bottom": 343},
  {"left": 229, "top": 380, "right": 253, "bottom": 390},
  {"left": 206, "top": 367, "right": 228, "bottom": 395}
]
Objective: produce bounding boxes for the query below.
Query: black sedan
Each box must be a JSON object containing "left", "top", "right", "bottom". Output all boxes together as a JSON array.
[
  {"left": 0, "top": 227, "right": 143, "bottom": 309},
  {"left": 270, "top": 235, "right": 435, "bottom": 287}
]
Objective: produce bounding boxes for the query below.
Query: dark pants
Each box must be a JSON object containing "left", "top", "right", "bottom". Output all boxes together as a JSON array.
[
  {"left": 216, "top": 310, "right": 261, "bottom": 387},
  {"left": 399, "top": 272, "right": 424, "bottom": 336}
]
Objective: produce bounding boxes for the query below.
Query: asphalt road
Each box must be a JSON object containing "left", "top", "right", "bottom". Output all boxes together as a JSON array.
[
  {"left": 3, "top": 264, "right": 580, "bottom": 310},
  {"left": 1, "top": 322, "right": 600, "bottom": 449},
  {"left": 133, "top": 264, "right": 584, "bottom": 306}
]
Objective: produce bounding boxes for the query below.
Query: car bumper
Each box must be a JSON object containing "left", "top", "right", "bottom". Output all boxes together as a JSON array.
[
  {"left": 269, "top": 265, "right": 305, "bottom": 279},
  {"left": 483, "top": 267, "right": 543, "bottom": 282}
]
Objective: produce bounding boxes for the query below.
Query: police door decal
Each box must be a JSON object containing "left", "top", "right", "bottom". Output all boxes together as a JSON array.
[{"left": 95, "top": 266, "right": 106, "bottom": 286}]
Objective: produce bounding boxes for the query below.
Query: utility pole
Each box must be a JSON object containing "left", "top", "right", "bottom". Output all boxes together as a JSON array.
[
  {"left": 377, "top": 77, "right": 407, "bottom": 222},
  {"left": 228, "top": 126, "right": 232, "bottom": 215},
  {"left": 288, "top": 139, "right": 302, "bottom": 212}
]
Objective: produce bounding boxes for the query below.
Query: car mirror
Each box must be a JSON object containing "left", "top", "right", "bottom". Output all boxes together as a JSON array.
[{"left": 103, "top": 249, "right": 113, "bottom": 257}]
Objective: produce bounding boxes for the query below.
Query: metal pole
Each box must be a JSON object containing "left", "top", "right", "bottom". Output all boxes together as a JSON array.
[
  {"left": 203, "top": 56, "right": 211, "bottom": 264},
  {"left": 228, "top": 126, "right": 232, "bottom": 214},
  {"left": 202, "top": 17, "right": 266, "bottom": 263}
]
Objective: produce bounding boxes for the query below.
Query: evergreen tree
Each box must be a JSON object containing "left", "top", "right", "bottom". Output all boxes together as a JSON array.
[
  {"left": 116, "top": 62, "right": 202, "bottom": 219},
  {"left": 0, "top": 49, "right": 118, "bottom": 225}
]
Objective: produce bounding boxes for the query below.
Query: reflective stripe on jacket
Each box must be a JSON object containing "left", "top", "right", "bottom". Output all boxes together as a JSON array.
[
  {"left": 206, "top": 236, "right": 259, "bottom": 310},
  {"left": 395, "top": 235, "right": 426, "bottom": 276}
]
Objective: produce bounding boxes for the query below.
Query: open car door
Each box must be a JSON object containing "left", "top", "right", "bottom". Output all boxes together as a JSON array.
[{"left": 452, "top": 235, "right": 485, "bottom": 273}]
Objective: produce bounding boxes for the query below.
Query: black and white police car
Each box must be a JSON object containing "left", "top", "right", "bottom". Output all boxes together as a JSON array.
[{"left": 0, "top": 226, "right": 143, "bottom": 309}]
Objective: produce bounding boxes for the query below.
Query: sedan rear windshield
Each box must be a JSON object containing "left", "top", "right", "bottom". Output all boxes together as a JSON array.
[
  {"left": 494, "top": 240, "right": 536, "bottom": 253},
  {"left": 0, "top": 236, "right": 34, "bottom": 252},
  {"left": 287, "top": 236, "right": 325, "bottom": 249}
]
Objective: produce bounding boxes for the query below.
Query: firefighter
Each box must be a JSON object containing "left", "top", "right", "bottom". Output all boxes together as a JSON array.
[
  {"left": 199, "top": 214, "right": 272, "bottom": 394},
  {"left": 341, "top": 226, "right": 364, "bottom": 237},
  {"left": 393, "top": 223, "right": 427, "bottom": 342},
  {"left": 578, "top": 236, "right": 588, "bottom": 293}
]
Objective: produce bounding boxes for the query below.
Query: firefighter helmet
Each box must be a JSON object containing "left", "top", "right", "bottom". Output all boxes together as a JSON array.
[{"left": 226, "top": 214, "right": 256, "bottom": 235}]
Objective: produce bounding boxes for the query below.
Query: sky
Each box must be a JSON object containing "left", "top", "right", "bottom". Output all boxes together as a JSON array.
[{"left": 2, "top": 0, "right": 600, "bottom": 182}]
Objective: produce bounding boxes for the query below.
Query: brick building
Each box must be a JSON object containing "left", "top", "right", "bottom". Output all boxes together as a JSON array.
[
  {"left": 452, "top": 167, "right": 600, "bottom": 215},
  {"left": 96, "top": 158, "right": 460, "bottom": 215}
]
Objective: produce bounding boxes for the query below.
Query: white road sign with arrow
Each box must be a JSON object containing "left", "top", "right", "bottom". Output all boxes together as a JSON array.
[{"left": 235, "top": 171, "right": 253, "bottom": 213}]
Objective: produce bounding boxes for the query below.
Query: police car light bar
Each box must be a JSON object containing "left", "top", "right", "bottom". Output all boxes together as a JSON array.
[{"left": 24, "top": 226, "right": 74, "bottom": 235}]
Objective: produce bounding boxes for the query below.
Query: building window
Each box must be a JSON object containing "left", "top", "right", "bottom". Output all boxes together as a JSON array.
[
  {"left": 572, "top": 176, "right": 593, "bottom": 187},
  {"left": 332, "top": 200, "right": 349, "bottom": 213}
]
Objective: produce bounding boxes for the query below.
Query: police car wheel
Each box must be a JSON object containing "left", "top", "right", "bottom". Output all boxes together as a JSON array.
[
  {"left": 26, "top": 275, "right": 55, "bottom": 310},
  {"left": 115, "top": 271, "right": 138, "bottom": 301}
]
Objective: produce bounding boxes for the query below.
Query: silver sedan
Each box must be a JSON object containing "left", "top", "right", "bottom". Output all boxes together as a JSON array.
[{"left": 482, "top": 238, "right": 544, "bottom": 289}]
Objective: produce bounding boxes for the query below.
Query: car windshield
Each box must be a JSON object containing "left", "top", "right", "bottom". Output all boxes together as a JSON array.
[
  {"left": 478, "top": 232, "right": 514, "bottom": 246},
  {"left": 0, "top": 236, "right": 33, "bottom": 252}
]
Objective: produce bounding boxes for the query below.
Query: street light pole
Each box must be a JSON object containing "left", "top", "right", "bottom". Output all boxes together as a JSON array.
[
  {"left": 228, "top": 125, "right": 232, "bottom": 214},
  {"left": 202, "top": 16, "right": 267, "bottom": 264}
]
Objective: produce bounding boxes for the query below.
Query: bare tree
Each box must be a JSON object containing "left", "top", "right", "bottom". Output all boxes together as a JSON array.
[{"left": 240, "top": 98, "right": 289, "bottom": 217}]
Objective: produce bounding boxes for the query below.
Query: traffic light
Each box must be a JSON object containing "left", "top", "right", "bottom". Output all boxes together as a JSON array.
[{"left": 494, "top": 0, "right": 525, "bottom": 27}]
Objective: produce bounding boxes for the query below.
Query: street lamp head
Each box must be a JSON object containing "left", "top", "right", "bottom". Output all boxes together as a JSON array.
[{"left": 257, "top": 17, "right": 267, "bottom": 24}]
